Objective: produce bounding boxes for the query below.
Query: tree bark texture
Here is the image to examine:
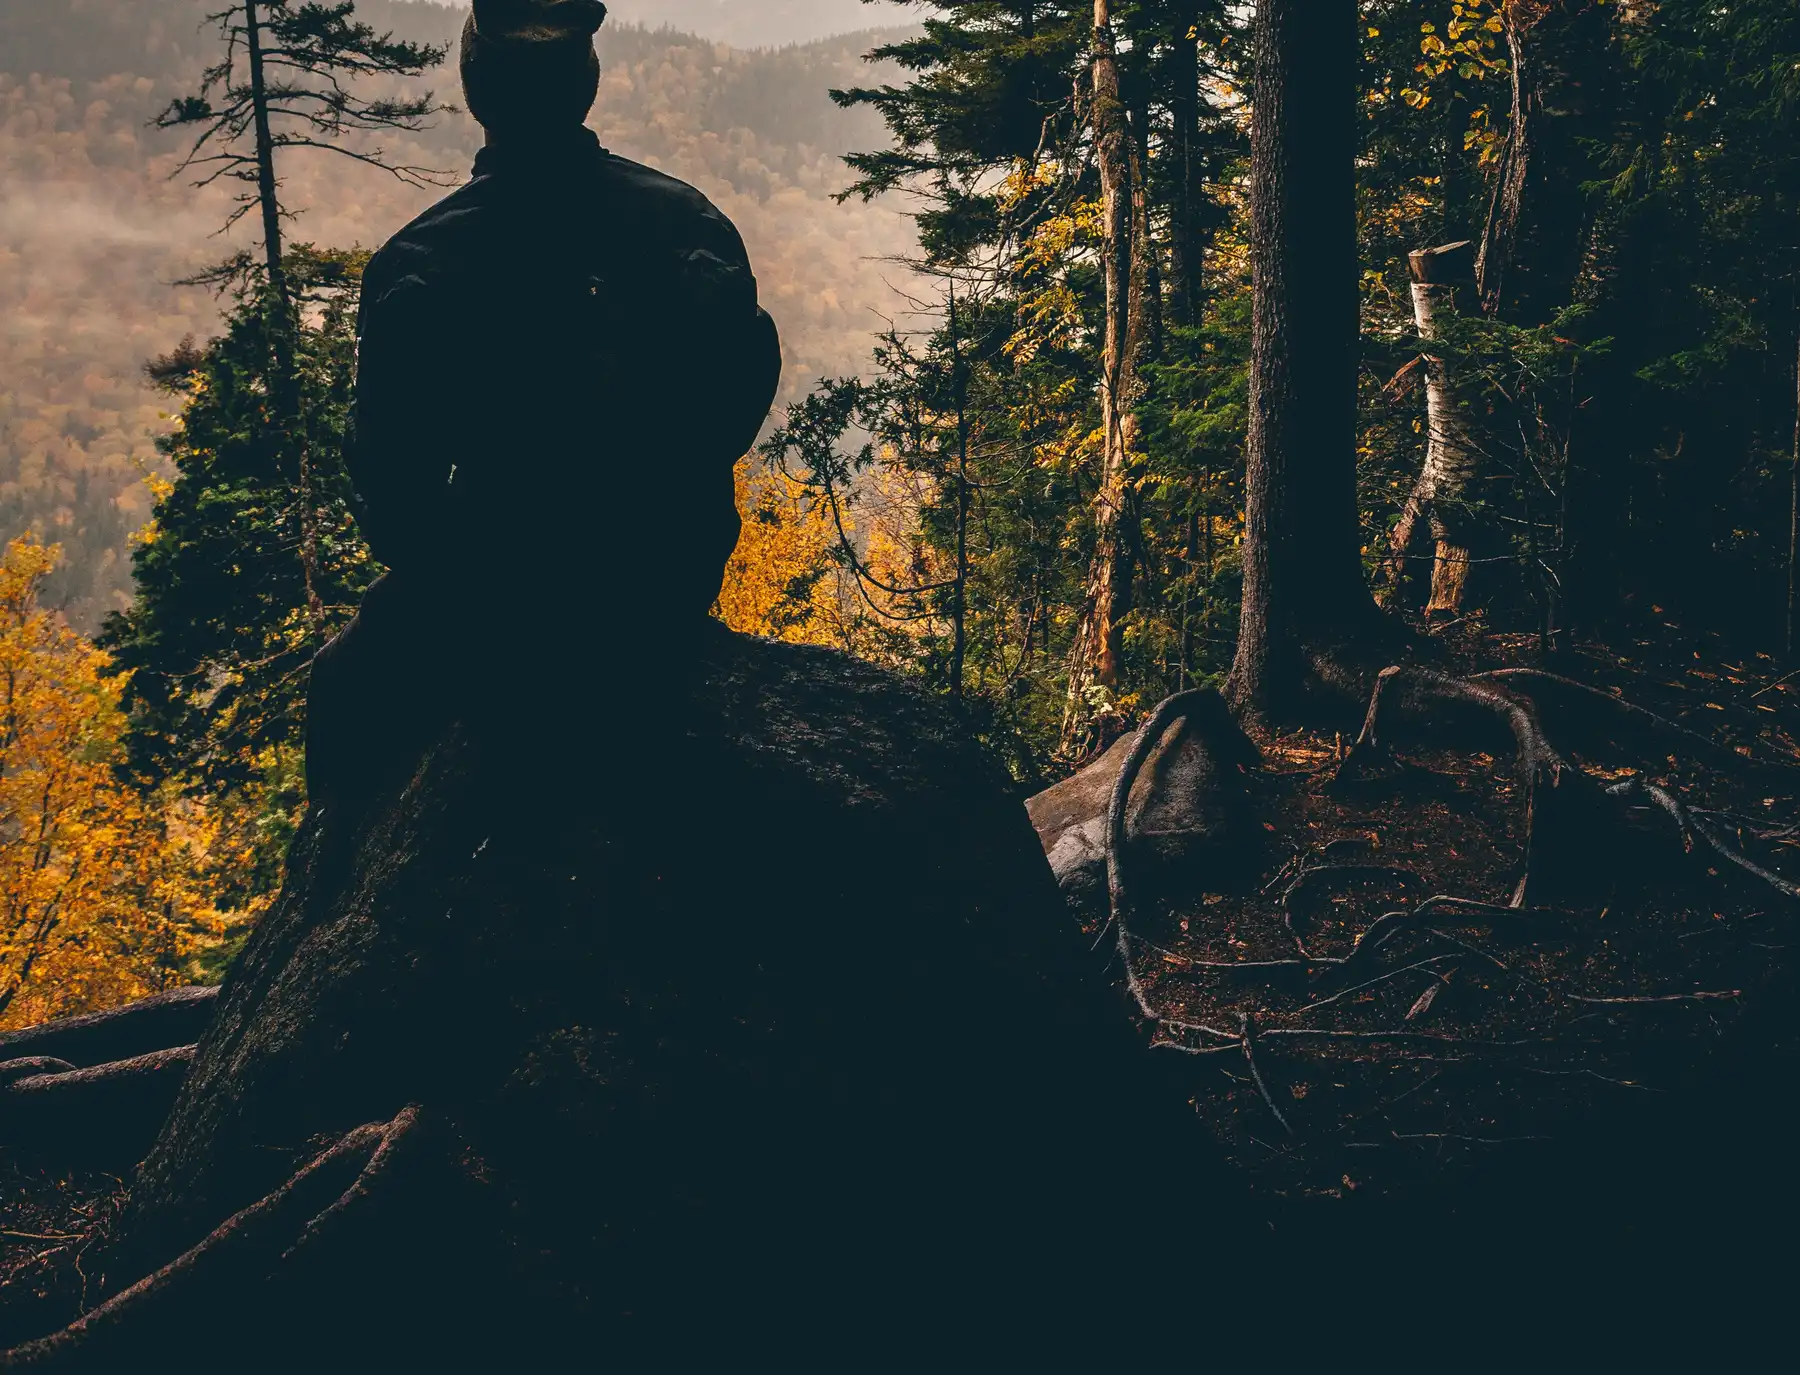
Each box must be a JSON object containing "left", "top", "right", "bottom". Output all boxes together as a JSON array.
[
  {"left": 1064, "top": 0, "right": 1152, "bottom": 751},
  {"left": 1226, "top": 0, "right": 1383, "bottom": 725},
  {"left": 246, "top": 0, "right": 324, "bottom": 628},
  {"left": 1790, "top": 330, "right": 1800, "bottom": 658},
  {"left": 1476, "top": 0, "right": 1614, "bottom": 327},
  {"left": 1167, "top": 6, "right": 1205, "bottom": 329},
  {"left": 1383, "top": 242, "right": 1480, "bottom": 613}
]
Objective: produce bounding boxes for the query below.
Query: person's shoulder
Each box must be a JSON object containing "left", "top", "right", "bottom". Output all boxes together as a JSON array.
[
  {"left": 595, "top": 150, "right": 748, "bottom": 263},
  {"left": 362, "top": 177, "right": 498, "bottom": 307}
]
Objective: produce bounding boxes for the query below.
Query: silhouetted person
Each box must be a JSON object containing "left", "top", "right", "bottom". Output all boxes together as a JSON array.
[{"left": 308, "top": 0, "right": 781, "bottom": 799}]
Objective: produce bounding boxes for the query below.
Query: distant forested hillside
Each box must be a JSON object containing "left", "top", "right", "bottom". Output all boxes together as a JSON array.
[
  {"left": 602, "top": 0, "right": 900, "bottom": 48},
  {"left": 0, "top": 0, "right": 912, "bottom": 627}
]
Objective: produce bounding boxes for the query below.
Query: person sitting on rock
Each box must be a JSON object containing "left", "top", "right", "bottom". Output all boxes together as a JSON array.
[
  {"left": 0, "top": 7, "right": 1262, "bottom": 1363},
  {"left": 307, "top": 0, "right": 782, "bottom": 801}
]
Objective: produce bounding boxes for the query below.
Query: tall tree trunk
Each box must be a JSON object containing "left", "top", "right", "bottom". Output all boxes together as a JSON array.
[
  {"left": 246, "top": 0, "right": 324, "bottom": 628},
  {"left": 1225, "top": 0, "right": 1386, "bottom": 726},
  {"left": 1478, "top": 0, "right": 1616, "bottom": 633},
  {"left": 1381, "top": 241, "right": 1479, "bottom": 613},
  {"left": 245, "top": 1, "right": 285, "bottom": 296},
  {"left": 949, "top": 284, "right": 971, "bottom": 697},
  {"left": 1167, "top": 5, "right": 1204, "bottom": 329},
  {"left": 1789, "top": 331, "right": 1800, "bottom": 659},
  {"left": 1062, "top": 0, "right": 1150, "bottom": 753},
  {"left": 1127, "top": 86, "right": 1163, "bottom": 361},
  {"left": 1477, "top": 0, "right": 1611, "bottom": 328}
]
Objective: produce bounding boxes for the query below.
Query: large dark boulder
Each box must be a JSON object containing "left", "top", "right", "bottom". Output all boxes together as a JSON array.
[{"left": 5, "top": 628, "right": 1239, "bottom": 1366}]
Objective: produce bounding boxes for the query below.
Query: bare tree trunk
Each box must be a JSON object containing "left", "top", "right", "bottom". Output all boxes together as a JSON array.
[
  {"left": 1477, "top": 0, "right": 1611, "bottom": 327},
  {"left": 1789, "top": 331, "right": 1800, "bottom": 659},
  {"left": 1168, "top": 4, "right": 1204, "bottom": 329},
  {"left": 1225, "top": 0, "right": 1387, "bottom": 726},
  {"left": 1382, "top": 241, "right": 1479, "bottom": 613},
  {"left": 247, "top": 0, "right": 324, "bottom": 629},
  {"left": 245, "top": 1, "right": 284, "bottom": 295},
  {"left": 1063, "top": 0, "right": 1150, "bottom": 753},
  {"left": 949, "top": 284, "right": 971, "bottom": 696}
]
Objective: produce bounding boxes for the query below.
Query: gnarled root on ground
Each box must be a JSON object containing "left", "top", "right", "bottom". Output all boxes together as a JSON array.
[
  {"left": 1107, "top": 668, "right": 1798, "bottom": 1142},
  {"left": 1336, "top": 666, "right": 1622, "bottom": 908},
  {"left": 2, "top": 1106, "right": 445, "bottom": 1372},
  {"left": 2, "top": 1048, "right": 195, "bottom": 1171},
  {"left": 0, "top": 989, "right": 218, "bottom": 1071}
]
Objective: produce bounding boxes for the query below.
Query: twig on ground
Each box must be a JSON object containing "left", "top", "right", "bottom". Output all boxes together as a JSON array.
[
  {"left": 1240, "top": 1013, "right": 1295, "bottom": 1138},
  {"left": 1274, "top": 957, "right": 1460, "bottom": 1021},
  {"left": 1566, "top": 990, "right": 1740, "bottom": 1006},
  {"left": 1391, "top": 1131, "right": 1551, "bottom": 1145}
]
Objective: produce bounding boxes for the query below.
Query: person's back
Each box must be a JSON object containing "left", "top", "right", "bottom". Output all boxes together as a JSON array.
[
  {"left": 311, "top": 0, "right": 781, "bottom": 798},
  {"left": 350, "top": 127, "right": 779, "bottom": 602}
]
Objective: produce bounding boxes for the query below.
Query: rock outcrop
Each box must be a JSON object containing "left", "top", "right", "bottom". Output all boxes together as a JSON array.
[
  {"left": 4, "top": 627, "right": 1235, "bottom": 1366},
  {"left": 1027, "top": 690, "right": 1263, "bottom": 924}
]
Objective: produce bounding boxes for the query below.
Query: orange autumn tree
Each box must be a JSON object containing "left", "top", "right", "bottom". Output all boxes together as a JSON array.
[
  {"left": 0, "top": 536, "right": 245, "bottom": 1030},
  {"left": 715, "top": 455, "right": 846, "bottom": 644}
]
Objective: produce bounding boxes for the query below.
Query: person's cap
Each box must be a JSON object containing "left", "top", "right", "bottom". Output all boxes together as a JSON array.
[{"left": 469, "top": 0, "right": 608, "bottom": 46}]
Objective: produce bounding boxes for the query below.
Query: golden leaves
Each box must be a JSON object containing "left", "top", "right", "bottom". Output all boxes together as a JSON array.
[
  {"left": 715, "top": 456, "right": 844, "bottom": 646},
  {"left": 0, "top": 536, "right": 252, "bottom": 1030}
]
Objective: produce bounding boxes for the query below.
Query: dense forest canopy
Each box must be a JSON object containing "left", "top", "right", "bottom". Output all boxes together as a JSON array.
[{"left": 739, "top": 0, "right": 1800, "bottom": 766}]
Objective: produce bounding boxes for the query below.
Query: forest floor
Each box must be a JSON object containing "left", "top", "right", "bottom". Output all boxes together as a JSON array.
[
  {"left": 0, "top": 1153, "right": 123, "bottom": 1342},
  {"left": 5, "top": 617, "right": 1800, "bottom": 1320},
  {"left": 1136, "top": 614, "right": 1800, "bottom": 1277}
]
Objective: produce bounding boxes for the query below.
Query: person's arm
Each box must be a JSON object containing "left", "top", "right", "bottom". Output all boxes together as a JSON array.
[{"left": 348, "top": 274, "right": 466, "bottom": 572}]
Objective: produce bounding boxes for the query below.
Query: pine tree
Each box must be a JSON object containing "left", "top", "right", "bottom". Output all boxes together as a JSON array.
[
  {"left": 110, "top": 2, "right": 450, "bottom": 792},
  {"left": 152, "top": 1, "right": 449, "bottom": 623},
  {"left": 103, "top": 249, "right": 376, "bottom": 793}
]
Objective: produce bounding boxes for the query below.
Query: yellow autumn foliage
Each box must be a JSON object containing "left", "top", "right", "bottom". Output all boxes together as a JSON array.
[
  {"left": 0, "top": 536, "right": 250, "bottom": 1030},
  {"left": 715, "top": 456, "right": 846, "bottom": 645}
]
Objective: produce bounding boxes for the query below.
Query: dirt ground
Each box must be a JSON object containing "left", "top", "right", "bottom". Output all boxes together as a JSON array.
[{"left": 1125, "top": 618, "right": 1800, "bottom": 1273}]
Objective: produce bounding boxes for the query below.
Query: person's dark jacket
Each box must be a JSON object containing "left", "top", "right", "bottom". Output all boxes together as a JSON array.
[{"left": 350, "top": 126, "right": 782, "bottom": 615}]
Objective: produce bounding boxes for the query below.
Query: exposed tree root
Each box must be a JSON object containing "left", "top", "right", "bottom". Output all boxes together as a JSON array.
[
  {"left": 1281, "top": 862, "right": 1424, "bottom": 948},
  {"left": 3, "top": 1049, "right": 195, "bottom": 1170},
  {"left": 0, "top": 989, "right": 217, "bottom": 1071},
  {"left": 1609, "top": 778, "right": 1800, "bottom": 902},
  {"left": 1108, "top": 665, "right": 1800, "bottom": 1149},
  {"left": 1470, "top": 668, "right": 1752, "bottom": 769},
  {"left": 1338, "top": 666, "right": 1626, "bottom": 907},
  {"left": 0, "top": 1061, "right": 75, "bottom": 1090},
  {"left": 2, "top": 1107, "right": 428, "bottom": 1371},
  {"left": 1103, "top": 689, "right": 1221, "bottom": 1023}
]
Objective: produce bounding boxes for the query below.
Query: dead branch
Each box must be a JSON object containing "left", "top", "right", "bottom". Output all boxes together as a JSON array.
[
  {"left": 1238, "top": 1013, "right": 1295, "bottom": 1137},
  {"left": 1565, "top": 991, "right": 1740, "bottom": 1006},
  {"left": 1275, "top": 956, "right": 1461, "bottom": 1020}
]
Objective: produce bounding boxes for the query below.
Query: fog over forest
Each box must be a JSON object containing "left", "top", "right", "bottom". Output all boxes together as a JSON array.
[{"left": 0, "top": 0, "right": 915, "bottom": 627}]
